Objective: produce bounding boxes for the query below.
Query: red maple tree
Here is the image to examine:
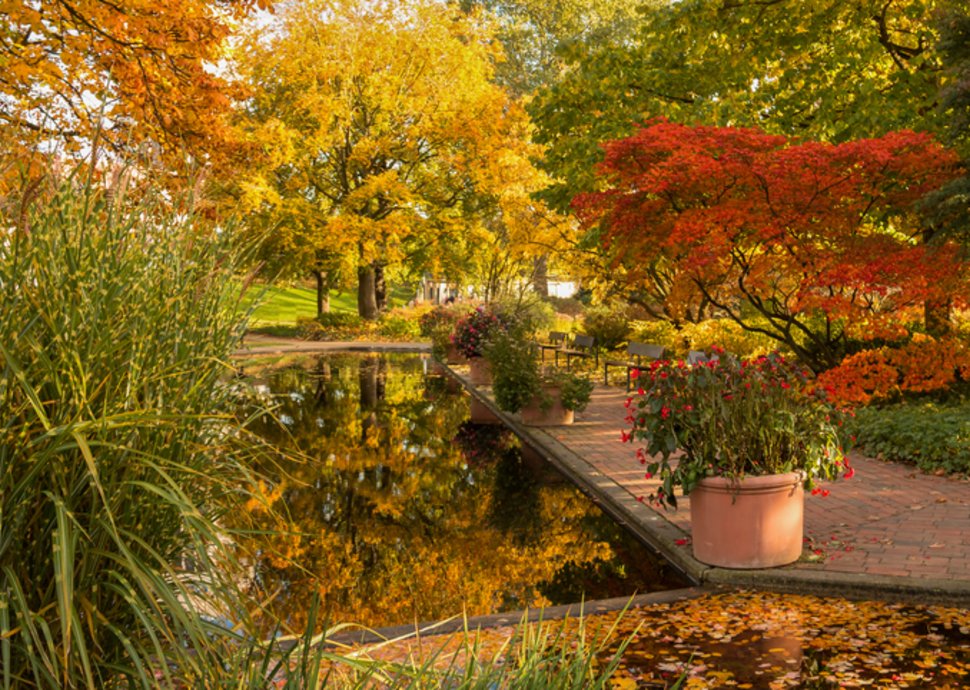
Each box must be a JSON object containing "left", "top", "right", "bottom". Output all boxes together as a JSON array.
[{"left": 574, "top": 120, "right": 965, "bottom": 370}]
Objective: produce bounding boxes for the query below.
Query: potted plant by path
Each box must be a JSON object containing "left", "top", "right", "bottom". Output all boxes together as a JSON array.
[
  {"left": 419, "top": 304, "right": 467, "bottom": 364},
  {"left": 452, "top": 306, "right": 506, "bottom": 384},
  {"left": 487, "top": 332, "right": 593, "bottom": 426},
  {"left": 624, "top": 349, "right": 852, "bottom": 568}
]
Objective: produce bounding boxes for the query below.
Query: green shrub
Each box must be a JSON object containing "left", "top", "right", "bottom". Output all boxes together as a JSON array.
[
  {"left": 546, "top": 295, "right": 585, "bottom": 317},
  {"left": 845, "top": 401, "right": 970, "bottom": 474},
  {"left": 0, "top": 168, "right": 264, "bottom": 686},
  {"left": 630, "top": 318, "right": 780, "bottom": 359},
  {"left": 298, "top": 312, "right": 377, "bottom": 340},
  {"left": 417, "top": 303, "right": 465, "bottom": 336},
  {"left": 492, "top": 294, "right": 557, "bottom": 335},
  {"left": 582, "top": 305, "right": 632, "bottom": 351},
  {"left": 631, "top": 319, "right": 681, "bottom": 353},
  {"left": 678, "top": 318, "right": 779, "bottom": 359},
  {"left": 317, "top": 311, "right": 365, "bottom": 329},
  {"left": 378, "top": 313, "right": 421, "bottom": 339}
]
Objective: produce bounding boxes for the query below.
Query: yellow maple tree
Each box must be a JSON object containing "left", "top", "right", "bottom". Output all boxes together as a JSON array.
[{"left": 231, "top": 0, "right": 568, "bottom": 317}]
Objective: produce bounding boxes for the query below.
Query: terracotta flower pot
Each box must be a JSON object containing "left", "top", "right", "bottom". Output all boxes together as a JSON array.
[
  {"left": 519, "top": 387, "right": 574, "bottom": 426},
  {"left": 689, "top": 472, "right": 804, "bottom": 569},
  {"left": 445, "top": 343, "right": 466, "bottom": 365},
  {"left": 467, "top": 357, "right": 492, "bottom": 385}
]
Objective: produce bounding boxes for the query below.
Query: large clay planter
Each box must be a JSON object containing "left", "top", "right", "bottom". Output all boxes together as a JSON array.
[
  {"left": 689, "top": 472, "right": 804, "bottom": 569},
  {"left": 519, "top": 387, "right": 574, "bottom": 426},
  {"left": 467, "top": 357, "right": 492, "bottom": 385}
]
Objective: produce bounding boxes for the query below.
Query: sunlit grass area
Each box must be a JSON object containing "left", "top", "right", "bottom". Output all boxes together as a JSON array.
[{"left": 242, "top": 283, "right": 416, "bottom": 327}]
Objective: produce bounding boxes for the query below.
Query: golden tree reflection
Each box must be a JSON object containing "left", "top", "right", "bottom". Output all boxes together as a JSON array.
[{"left": 235, "top": 353, "right": 678, "bottom": 634}]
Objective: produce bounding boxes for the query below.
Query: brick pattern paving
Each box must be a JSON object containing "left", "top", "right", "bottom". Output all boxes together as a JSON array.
[{"left": 547, "top": 386, "right": 970, "bottom": 583}]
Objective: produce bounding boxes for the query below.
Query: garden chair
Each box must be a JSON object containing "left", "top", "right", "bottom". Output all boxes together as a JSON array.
[
  {"left": 537, "top": 331, "right": 567, "bottom": 362},
  {"left": 603, "top": 342, "right": 665, "bottom": 390},
  {"left": 557, "top": 334, "right": 597, "bottom": 369}
]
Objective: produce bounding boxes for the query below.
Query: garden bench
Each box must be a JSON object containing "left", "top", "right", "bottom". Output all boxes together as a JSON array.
[
  {"left": 537, "top": 331, "right": 568, "bottom": 361},
  {"left": 687, "top": 350, "right": 722, "bottom": 366},
  {"left": 603, "top": 342, "right": 665, "bottom": 390},
  {"left": 687, "top": 350, "right": 709, "bottom": 365},
  {"left": 557, "top": 333, "right": 597, "bottom": 369}
]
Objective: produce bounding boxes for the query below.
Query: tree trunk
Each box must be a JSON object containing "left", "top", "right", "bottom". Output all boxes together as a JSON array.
[
  {"left": 357, "top": 265, "right": 379, "bottom": 320},
  {"left": 532, "top": 255, "right": 549, "bottom": 297},
  {"left": 925, "top": 297, "right": 952, "bottom": 337},
  {"left": 313, "top": 270, "right": 330, "bottom": 318},
  {"left": 374, "top": 262, "right": 387, "bottom": 313},
  {"left": 922, "top": 228, "right": 952, "bottom": 337}
]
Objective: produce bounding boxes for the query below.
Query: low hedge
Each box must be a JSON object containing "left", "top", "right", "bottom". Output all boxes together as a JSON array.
[{"left": 845, "top": 401, "right": 970, "bottom": 475}]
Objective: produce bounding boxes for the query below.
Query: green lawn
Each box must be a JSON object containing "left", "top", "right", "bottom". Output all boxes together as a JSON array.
[
  {"left": 241, "top": 283, "right": 415, "bottom": 326},
  {"left": 242, "top": 284, "right": 356, "bottom": 325}
]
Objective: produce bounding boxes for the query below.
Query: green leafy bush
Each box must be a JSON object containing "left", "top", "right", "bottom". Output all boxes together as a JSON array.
[
  {"left": 492, "top": 294, "right": 557, "bottom": 335},
  {"left": 630, "top": 318, "right": 780, "bottom": 359},
  {"left": 845, "top": 401, "right": 970, "bottom": 474},
  {"left": 546, "top": 295, "right": 585, "bottom": 317},
  {"left": 582, "top": 305, "right": 632, "bottom": 351},
  {"left": 417, "top": 303, "right": 465, "bottom": 336},
  {"left": 631, "top": 319, "right": 681, "bottom": 352},
  {"left": 298, "top": 312, "right": 377, "bottom": 340},
  {"left": 378, "top": 313, "right": 421, "bottom": 338},
  {"left": 487, "top": 332, "right": 593, "bottom": 413},
  {"left": 316, "top": 311, "right": 365, "bottom": 329}
]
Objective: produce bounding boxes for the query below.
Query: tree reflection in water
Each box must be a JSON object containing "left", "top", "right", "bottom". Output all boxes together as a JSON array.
[{"left": 235, "top": 353, "right": 684, "bottom": 635}]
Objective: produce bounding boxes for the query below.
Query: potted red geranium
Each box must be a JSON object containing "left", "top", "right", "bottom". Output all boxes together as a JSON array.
[{"left": 624, "top": 349, "right": 852, "bottom": 568}]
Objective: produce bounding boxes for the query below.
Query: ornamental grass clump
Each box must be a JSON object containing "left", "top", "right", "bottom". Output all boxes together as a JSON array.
[
  {"left": 0, "top": 166, "right": 269, "bottom": 687},
  {"left": 624, "top": 350, "right": 851, "bottom": 508}
]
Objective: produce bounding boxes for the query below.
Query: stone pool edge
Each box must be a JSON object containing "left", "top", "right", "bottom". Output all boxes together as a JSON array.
[{"left": 324, "top": 587, "right": 709, "bottom": 647}]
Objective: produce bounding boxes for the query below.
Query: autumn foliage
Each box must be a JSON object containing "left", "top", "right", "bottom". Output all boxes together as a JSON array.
[
  {"left": 816, "top": 334, "right": 970, "bottom": 406},
  {"left": 574, "top": 120, "right": 965, "bottom": 370},
  {"left": 0, "top": 0, "right": 263, "bottom": 165}
]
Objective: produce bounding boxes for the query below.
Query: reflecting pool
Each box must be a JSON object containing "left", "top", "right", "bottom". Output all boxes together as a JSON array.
[{"left": 235, "top": 352, "right": 684, "bottom": 634}]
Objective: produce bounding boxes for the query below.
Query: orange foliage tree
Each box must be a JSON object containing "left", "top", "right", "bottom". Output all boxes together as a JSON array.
[
  {"left": 0, "top": 0, "right": 264, "bottom": 167},
  {"left": 816, "top": 335, "right": 970, "bottom": 406},
  {"left": 574, "top": 120, "right": 965, "bottom": 371}
]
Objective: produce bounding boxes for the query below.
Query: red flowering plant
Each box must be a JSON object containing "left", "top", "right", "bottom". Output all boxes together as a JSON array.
[
  {"left": 452, "top": 306, "right": 506, "bottom": 358},
  {"left": 623, "top": 349, "right": 851, "bottom": 509}
]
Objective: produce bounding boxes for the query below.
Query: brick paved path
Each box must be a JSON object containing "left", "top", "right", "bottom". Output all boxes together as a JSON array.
[{"left": 547, "top": 386, "right": 970, "bottom": 586}]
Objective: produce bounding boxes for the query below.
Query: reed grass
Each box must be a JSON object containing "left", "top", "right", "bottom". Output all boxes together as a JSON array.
[{"left": 0, "top": 166, "right": 262, "bottom": 687}]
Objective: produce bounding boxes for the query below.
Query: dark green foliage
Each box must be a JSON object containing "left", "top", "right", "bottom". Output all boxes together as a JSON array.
[
  {"left": 583, "top": 305, "right": 632, "bottom": 351},
  {"left": 557, "top": 370, "right": 595, "bottom": 413},
  {"left": 846, "top": 402, "right": 970, "bottom": 475},
  {"left": 378, "top": 314, "right": 421, "bottom": 338},
  {"left": 489, "top": 333, "right": 544, "bottom": 413},
  {"left": 487, "top": 332, "right": 593, "bottom": 413},
  {"left": 297, "top": 312, "right": 368, "bottom": 340}
]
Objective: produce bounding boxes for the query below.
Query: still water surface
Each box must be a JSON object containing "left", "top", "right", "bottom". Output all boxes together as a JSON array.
[{"left": 237, "top": 352, "right": 684, "bottom": 634}]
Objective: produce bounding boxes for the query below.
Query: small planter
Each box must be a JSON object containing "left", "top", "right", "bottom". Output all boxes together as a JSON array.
[
  {"left": 467, "top": 357, "right": 492, "bottom": 385},
  {"left": 519, "top": 387, "right": 574, "bottom": 426},
  {"left": 689, "top": 472, "right": 804, "bottom": 569}
]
